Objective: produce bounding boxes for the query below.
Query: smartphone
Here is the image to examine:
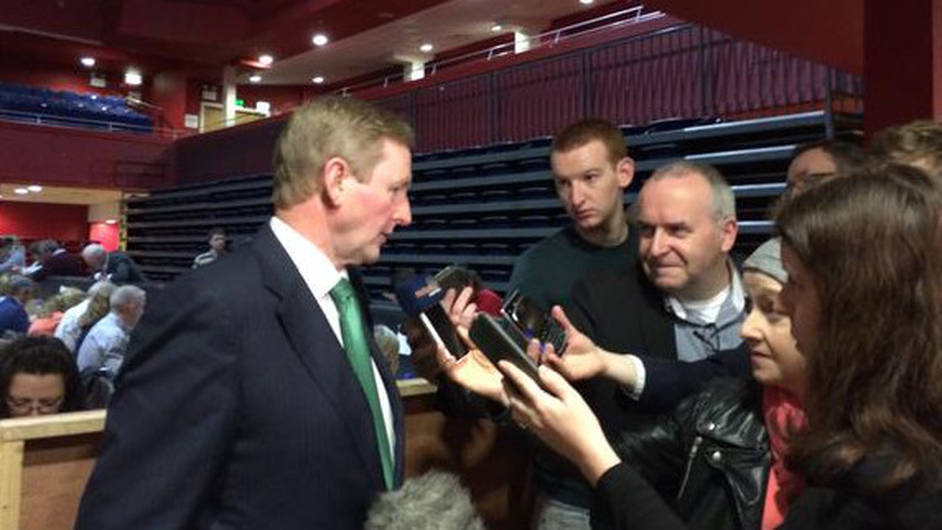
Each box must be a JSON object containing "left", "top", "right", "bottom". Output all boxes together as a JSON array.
[
  {"left": 469, "top": 313, "right": 543, "bottom": 387},
  {"left": 500, "top": 290, "right": 567, "bottom": 354},
  {"left": 432, "top": 264, "right": 475, "bottom": 293},
  {"left": 395, "top": 274, "right": 468, "bottom": 359}
]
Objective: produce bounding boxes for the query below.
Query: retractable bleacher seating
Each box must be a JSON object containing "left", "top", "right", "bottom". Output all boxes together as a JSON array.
[{"left": 124, "top": 110, "right": 861, "bottom": 321}]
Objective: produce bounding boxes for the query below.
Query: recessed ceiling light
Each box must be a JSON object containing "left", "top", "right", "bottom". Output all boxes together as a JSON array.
[
  {"left": 579, "top": 0, "right": 594, "bottom": 4},
  {"left": 419, "top": 43, "right": 434, "bottom": 53},
  {"left": 27, "top": 185, "right": 42, "bottom": 193},
  {"left": 105, "top": 219, "right": 118, "bottom": 225},
  {"left": 258, "top": 54, "right": 274, "bottom": 66},
  {"left": 491, "top": 24, "right": 503, "bottom": 32},
  {"left": 124, "top": 69, "right": 142, "bottom": 86},
  {"left": 80, "top": 57, "right": 96, "bottom": 67},
  {"left": 14, "top": 188, "right": 28, "bottom": 195},
  {"left": 312, "top": 76, "right": 325, "bottom": 84},
  {"left": 249, "top": 74, "right": 262, "bottom": 83},
  {"left": 312, "top": 33, "right": 329, "bottom": 47}
]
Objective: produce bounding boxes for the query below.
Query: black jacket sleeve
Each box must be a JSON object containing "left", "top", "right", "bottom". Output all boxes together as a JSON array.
[
  {"left": 636, "top": 345, "right": 752, "bottom": 412},
  {"left": 592, "top": 462, "right": 688, "bottom": 530}
]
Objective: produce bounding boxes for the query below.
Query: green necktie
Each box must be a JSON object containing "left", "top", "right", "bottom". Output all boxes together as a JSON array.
[{"left": 329, "top": 278, "right": 394, "bottom": 490}]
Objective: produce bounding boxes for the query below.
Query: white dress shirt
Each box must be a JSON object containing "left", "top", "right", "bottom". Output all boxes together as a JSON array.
[{"left": 269, "top": 217, "right": 396, "bottom": 462}]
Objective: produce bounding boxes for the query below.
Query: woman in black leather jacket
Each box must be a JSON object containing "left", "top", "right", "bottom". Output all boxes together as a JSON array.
[{"left": 501, "top": 166, "right": 942, "bottom": 530}]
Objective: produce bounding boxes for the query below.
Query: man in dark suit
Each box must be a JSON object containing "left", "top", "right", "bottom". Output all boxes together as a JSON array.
[
  {"left": 75, "top": 96, "right": 415, "bottom": 530},
  {"left": 81, "top": 243, "right": 147, "bottom": 283}
]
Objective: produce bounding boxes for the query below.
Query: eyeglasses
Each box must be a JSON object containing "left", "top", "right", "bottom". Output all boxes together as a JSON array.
[{"left": 6, "top": 395, "right": 64, "bottom": 415}]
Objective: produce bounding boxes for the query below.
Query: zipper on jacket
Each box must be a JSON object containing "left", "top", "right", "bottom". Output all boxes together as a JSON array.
[{"left": 677, "top": 435, "right": 703, "bottom": 500}]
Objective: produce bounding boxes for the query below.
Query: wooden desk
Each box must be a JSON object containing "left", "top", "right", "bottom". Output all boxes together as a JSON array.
[
  {"left": 0, "top": 379, "right": 531, "bottom": 530},
  {"left": 0, "top": 410, "right": 105, "bottom": 530}
]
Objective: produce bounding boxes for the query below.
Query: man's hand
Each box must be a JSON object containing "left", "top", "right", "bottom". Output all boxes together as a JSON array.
[
  {"left": 435, "top": 336, "right": 507, "bottom": 405},
  {"left": 540, "top": 306, "right": 608, "bottom": 380},
  {"left": 405, "top": 285, "right": 506, "bottom": 403},
  {"left": 441, "top": 286, "right": 476, "bottom": 328}
]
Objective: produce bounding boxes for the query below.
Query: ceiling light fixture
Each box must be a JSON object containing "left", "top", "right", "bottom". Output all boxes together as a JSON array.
[
  {"left": 27, "top": 185, "right": 42, "bottom": 193},
  {"left": 312, "top": 76, "right": 325, "bottom": 84},
  {"left": 105, "top": 219, "right": 118, "bottom": 225},
  {"left": 14, "top": 188, "right": 28, "bottom": 195},
  {"left": 249, "top": 74, "right": 262, "bottom": 83},
  {"left": 312, "top": 33, "right": 329, "bottom": 47},
  {"left": 258, "top": 54, "right": 274, "bottom": 66},
  {"left": 80, "top": 57, "right": 96, "bottom": 67},
  {"left": 419, "top": 43, "right": 434, "bottom": 53},
  {"left": 491, "top": 24, "right": 503, "bottom": 32},
  {"left": 124, "top": 68, "right": 142, "bottom": 86},
  {"left": 579, "top": 0, "right": 594, "bottom": 4}
]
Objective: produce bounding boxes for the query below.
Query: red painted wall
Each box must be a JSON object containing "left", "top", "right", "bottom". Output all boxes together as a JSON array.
[
  {"left": 151, "top": 70, "right": 188, "bottom": 130},
  {"left": 645, "top": 0, "right": 863, "bottom": 75},
  {"left": 863, "top": 0, "right": 942, "bottom": 138},
  {"left": 88, "top": 222, "right": 120, "bottom": 251},
  {"left": 0, "top": 58, "right": 124, "bottom": 99},
  {"left": 0, "top": 202, "right": 88, "bottom": 242},
  {"left": 0, "top": 120, "right": 174, "bottom": 189}
]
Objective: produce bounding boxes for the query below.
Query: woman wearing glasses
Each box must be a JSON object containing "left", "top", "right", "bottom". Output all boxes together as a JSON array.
[{"left": 1, "top": 335, "right": 84, "bottom": 418}]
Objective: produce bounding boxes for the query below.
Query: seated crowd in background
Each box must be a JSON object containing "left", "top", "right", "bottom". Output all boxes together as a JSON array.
[{"left": 0, "top": 276, "right": 144, "bottom": 415}]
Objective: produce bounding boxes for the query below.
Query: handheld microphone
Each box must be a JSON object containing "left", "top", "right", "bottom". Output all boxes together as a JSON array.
[{"left": 395, "top": 275, "right": 468, "bottom": 358}]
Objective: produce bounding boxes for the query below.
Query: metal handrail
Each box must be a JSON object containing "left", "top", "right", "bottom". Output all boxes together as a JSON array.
[
  {"left": 336, "top": 5, "right": 664, "bottom": 96},
  {"left": 0, "top": 106, "right": 190, "bottom": 139}
]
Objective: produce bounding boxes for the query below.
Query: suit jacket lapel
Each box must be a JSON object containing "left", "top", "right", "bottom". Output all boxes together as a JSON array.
[{"left": 252, "top": 225, "right": 386, "bottom": 490}]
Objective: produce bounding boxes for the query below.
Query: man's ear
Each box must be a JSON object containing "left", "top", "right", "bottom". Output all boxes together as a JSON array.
[
  {"left": 322, "top": 156, "right": 351, "bottom": 206},
  {"left": 719, "top": 216, "right": 738, "bottom": 253},
  {"left": 616, "top": 157, "right": 636, "bottom": 189}
]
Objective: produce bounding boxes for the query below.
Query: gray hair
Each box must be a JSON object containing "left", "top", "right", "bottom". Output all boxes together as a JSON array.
[
  {"left": 82, "top": 243, "right": 106, "bottom": 260},
  {"left": 109, "top": 285, "right": 146, "bottom": 312},
  {"left": 648, "top": 161, "right": 736, "bottom": 221},
  {"left": 365, "top": 470, "right": 486, "bottom": 530},
  {"left": 87, "top": 280, "right": 115, "bottom": 298}
]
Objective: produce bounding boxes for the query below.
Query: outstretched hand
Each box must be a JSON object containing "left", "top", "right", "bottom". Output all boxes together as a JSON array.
[
  {"left": 429, "top": 286, "right": 507, "bottom": 404},
  {"left": 434, "top": 326, "right": 507, "bottom": 404},
  {"left": 498, "top": 360, "right": 621, "bottom": 485},
  {"left": 541, "top": 306, "right": 608, "bottom": 381}
]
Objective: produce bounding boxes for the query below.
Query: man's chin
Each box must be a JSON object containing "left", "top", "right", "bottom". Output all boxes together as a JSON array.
[
  {"left": 575, "top": 217, "right": 600, "bottom": 230},
  {"left": 650, "top": 273, "right": 684, "bottom": 292}
]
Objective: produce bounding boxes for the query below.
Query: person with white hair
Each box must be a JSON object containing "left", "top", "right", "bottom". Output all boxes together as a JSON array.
[
  {"left": 81, "top": 243, "right": 147, "bottom": 284},
  {"left": 76, "top": 285, "right": 146, "bottom": 379}
]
